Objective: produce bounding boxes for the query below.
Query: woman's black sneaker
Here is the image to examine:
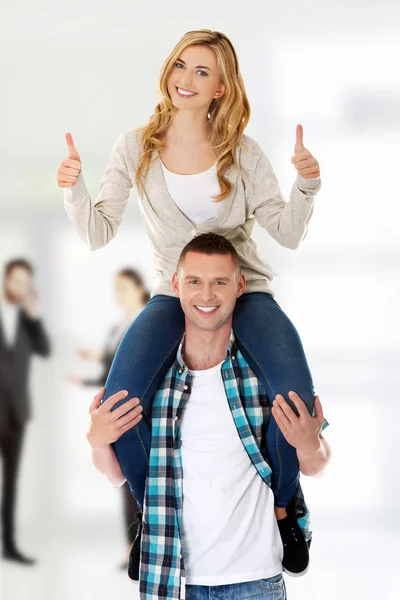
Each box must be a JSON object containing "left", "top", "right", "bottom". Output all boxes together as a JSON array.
[{"left": 277, "top": 512, "right": 309, "bottom": 577}]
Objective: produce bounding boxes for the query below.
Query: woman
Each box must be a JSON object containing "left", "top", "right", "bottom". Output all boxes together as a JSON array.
[
  {"left": 67, "top": 268, "right": 150, "bottom": 570},
  {"left": 58, "top": 29, "right": 322, "bottom": 576}
]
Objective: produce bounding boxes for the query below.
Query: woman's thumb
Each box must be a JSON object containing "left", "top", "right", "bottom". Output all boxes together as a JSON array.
[{"left": 66, "top": 132, "right": 80, "bottom": 160}]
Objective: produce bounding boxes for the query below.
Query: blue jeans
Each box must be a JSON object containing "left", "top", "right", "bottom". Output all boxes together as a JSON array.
[
  {"left": 103, "top": 292, "right": 315, "bottom": 509},
  {"left": 185, "top": 573, "right": 286, "bottom": 599}
]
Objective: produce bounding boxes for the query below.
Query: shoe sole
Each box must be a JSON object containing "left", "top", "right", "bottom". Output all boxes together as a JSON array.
[{"left": 282, "top": 563, "right": 309, "bottom": 578}]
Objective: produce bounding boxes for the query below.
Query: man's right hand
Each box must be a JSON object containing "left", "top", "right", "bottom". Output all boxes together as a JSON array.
[
  {"left": 87, "top": 387, "right": 143, "bottom": 450},
  {"left": 57, "top": 132, "right": 82, "bottom": 188}
]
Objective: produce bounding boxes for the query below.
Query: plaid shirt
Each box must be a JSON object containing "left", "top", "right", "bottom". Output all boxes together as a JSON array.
[{"left": 139, "top": 330, "right": 329, "bottom": 600}]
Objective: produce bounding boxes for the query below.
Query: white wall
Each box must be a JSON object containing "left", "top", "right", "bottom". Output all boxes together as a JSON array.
[{"left": 1, "top": 1, "right": 399, "bottom": 598}]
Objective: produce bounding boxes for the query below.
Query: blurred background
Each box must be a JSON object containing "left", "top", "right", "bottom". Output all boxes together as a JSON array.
[{"left": 1, "top": 1, "right": 399, "bottom": 598}]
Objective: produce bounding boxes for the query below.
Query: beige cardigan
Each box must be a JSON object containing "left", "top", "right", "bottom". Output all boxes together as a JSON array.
[{"left": 63, "top": 129, "right": 321, "bottom": 297}]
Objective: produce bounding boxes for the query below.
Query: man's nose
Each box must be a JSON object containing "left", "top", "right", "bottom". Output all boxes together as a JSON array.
[{"left": 201, "top": 285, "right": 216, "bottom": 301}]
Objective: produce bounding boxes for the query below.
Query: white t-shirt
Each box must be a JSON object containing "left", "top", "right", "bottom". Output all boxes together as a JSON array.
[
  {"left": 0, "top": 296, "right": 19, "bottom": 347},
  {"left": 180, "top": 361, "right": 283, "bottom": 586},
  {"left": 160, "top": 161, "right": 224, "bottom": 224}
]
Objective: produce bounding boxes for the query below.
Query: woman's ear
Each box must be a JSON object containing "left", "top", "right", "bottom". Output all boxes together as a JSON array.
[{"left": 214, "top": 82, "right": 226, "bottom": 99}]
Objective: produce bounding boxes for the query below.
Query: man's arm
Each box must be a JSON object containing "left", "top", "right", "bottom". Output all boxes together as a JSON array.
[
  {"left": 296, "top": 434, "right": 331, "bottom": 477},
  {"left": 24, "top": 316, "right": 51, "bottom": 357},
  {"left": 272, "top": 393, "right": 331, "bottom": 478},
  {"left": 86, "top": 387, "right": 143, "bottom": 487},
  {"left": 21, "top": 291, "right": 51, "bottom": 357},
  {"left": 90, "top": 444, "right": 126, "bottom": 487}
]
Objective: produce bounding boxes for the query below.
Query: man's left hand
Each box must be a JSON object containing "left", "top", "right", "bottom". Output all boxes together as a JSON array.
[{"left": 272, "top": 392, "right": 325, "bottom": 454}]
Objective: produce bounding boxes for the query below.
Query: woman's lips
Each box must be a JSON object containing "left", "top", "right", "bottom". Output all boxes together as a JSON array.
[{"left": 175, "top": 86, "right": 198, "bottom": 98}]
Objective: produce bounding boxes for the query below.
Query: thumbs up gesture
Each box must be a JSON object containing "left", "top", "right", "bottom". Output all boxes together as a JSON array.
[
  {"left": 290, "top": 124, "right": 320, "bottom": 179},
  {"left": 57, "top": 132, "right": 82, "bottom": 188}
]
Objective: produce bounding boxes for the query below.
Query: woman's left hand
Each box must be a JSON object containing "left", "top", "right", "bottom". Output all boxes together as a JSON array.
[{"left": 290, "top": 124, "right": 320, "bottom": 179}]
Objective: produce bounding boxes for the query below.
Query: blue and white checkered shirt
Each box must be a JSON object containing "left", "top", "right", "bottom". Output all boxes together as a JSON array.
[{"left": 138, "top": 330, "right": 328, "bottom": 599}]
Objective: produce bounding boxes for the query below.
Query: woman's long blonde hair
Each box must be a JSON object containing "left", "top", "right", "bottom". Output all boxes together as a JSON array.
[{"left": 135, "top": 29, "right": 251, "bottom": 201}]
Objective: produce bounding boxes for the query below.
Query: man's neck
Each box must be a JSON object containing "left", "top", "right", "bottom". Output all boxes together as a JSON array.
[{"left": 183, "top": 319, "right": 232, "bottom": 371}]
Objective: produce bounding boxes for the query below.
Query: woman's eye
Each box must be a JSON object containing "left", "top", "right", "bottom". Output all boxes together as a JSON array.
[
  {"left": 175, "top": 62, "right": 184, "bottom": 69},
  {"left": 197, "top": 70, "right": 208, "bottom": 77}
]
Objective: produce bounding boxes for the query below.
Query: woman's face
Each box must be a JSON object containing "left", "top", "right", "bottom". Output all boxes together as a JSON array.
[
  {"left": 167, "top": 44, "right": 226, "bottom": 112},
  {"left": 114, "top": 275, "right": 142, "bottom": 309}
]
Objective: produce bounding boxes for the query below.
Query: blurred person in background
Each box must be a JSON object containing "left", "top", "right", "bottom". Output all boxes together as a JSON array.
[
  {"left": 67, "top": 267, "right": 150, "bottom": 569},
  {"left": 0, "top": 259, "right": 51, "bottom": 565},
  {"left": 58, "top": 29, "right": 323, "bottom": 575}
]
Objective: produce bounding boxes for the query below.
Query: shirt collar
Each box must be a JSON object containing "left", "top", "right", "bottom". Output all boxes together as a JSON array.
[
  {"left": 0, "top": 296, "right": 19, "bottom": 313},
  {"left": 175, "top": 328, "right": 237, "bottom": 374}
]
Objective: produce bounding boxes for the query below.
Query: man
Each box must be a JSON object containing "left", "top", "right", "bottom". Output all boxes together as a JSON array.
[
  {"left": 87, "top": 234, "right": 331, "bottom": 600},
  {"left": 0, "top": 259, "right": 51, "bottom": 565}
]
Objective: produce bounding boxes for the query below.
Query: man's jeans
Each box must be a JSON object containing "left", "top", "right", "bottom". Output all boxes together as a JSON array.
[{"left": 185, "top": 573, "right": 287, "bottom": 599}]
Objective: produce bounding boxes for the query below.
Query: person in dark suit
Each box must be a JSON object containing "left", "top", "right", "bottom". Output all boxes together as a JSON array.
[
  {"left": 67, "top": 267, "right": 149, "bottom": 569},
  {"left": 0, "top": 258, "right": 51, "bottom": 565}
]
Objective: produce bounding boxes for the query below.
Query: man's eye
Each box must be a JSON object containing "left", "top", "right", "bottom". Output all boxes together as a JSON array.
[
  {"left": 215, "top": 281, "right": 226, "bottom": 285},
  {"left": 189, "top": 280, "right": 199, "bottom": 284}
]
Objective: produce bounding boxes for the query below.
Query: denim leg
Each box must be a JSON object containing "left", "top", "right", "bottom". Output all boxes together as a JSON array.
[
  {"left": 185, "top": 574, "right": 286, "bottom": 600},
  {"left": 101, "top": 295, "right": 184, "bottom": 508},
  {"left": 185, "top": 585, "right": 209, "bottom": 600},
  {"left": 233, "top": 292, "right": 315, "bottom": 508},
  {"left": 231, "top": 574, "right": 287, "bottom": 599}
]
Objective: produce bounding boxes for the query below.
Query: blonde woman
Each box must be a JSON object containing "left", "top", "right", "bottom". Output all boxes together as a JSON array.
[{"left": 58, "top": 30, "right": 322, "bottom": 577}]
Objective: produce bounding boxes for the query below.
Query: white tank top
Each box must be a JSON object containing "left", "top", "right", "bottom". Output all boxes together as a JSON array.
[
  {"left": 180, "top": 361, "right": 283, "bottom": 585},
  {"left": 160, "top": 160, "right": 224, "bottom": 225}
]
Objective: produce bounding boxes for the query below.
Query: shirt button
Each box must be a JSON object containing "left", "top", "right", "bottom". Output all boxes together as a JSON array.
[
  {"left": 183, "top": 384, "right": 188, "bottom": 390},
  {"left": 191, "top": 229, "right": 196, "bottom": 235},
  {"left": 178, "top": 369, "right": 182, "bottom": 375}
]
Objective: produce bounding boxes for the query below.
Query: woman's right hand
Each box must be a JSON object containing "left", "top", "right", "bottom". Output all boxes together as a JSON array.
[
  {"left": 87, "top": 387, "right": 143, "bottom": 450},
  {"left": 57, "top": 132, "right": 82, "bottom": 188}
]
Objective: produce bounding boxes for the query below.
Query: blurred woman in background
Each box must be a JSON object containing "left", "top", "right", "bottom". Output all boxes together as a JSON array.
[{"left": 67, "top": 268, "right": 149, "bottom": 569}]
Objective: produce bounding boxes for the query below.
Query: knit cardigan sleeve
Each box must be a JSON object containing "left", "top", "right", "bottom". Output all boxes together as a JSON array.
[
  {"left": 248, "top": 143, "right": 322, "bottom": 250},
  {"left": 63, "top": 132, "right": 133, "bottom": 250}
]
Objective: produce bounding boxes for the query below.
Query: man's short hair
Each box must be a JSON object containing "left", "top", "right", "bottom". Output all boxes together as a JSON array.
[
  {"left": 4, "top": 258, "right": 34, "bottom": 279},
  {"left": 177, "top": 233, "right": 240, "bottom": 273}
]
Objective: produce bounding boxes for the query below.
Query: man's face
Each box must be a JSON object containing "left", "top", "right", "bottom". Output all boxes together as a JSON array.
[
  {"left": 4, "top": 267, "right": 33, "bottom": 304},
  {"left": 172, "top": 252, "right": 245, "bottom": 332}
]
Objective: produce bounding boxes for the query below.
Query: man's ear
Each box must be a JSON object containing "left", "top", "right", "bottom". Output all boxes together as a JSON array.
[
  {"left": 172, "top": 272, "right": 180, "bottom": 297},
  {"left": 236, "top": 273, "right": 246, "bottom": 298}
]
